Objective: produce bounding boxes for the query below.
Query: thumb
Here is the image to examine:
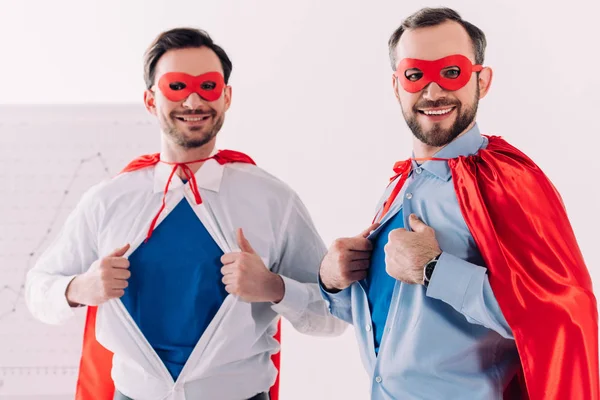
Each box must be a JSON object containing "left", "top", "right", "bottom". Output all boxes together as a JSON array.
[
  {"left": 109, "top": 243, "right": 130, "bottom": 257},
  {"left": 408, "top": 214, "right": 429, "bottom": 233},
  {"left": 358, "top": 222, "right": 380, "bottom": 238},
  {"left": 237, "top": 228, "right": 257, "bottom": 254}
]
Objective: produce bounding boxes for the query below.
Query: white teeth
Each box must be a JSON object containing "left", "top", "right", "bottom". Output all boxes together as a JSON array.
[
  {"left": 423, "top": 108, "right": 453, "bottom": 115},
  {"left": 182, "top": 116, "right": 208, "bottom": 121}
]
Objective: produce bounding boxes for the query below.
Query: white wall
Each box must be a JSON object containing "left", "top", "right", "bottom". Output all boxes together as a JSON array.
[{"left": 0, "top": 0, "right": 598, "bottom": 398}]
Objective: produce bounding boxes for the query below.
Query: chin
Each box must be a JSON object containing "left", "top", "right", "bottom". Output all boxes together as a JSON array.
[{"left": 424, "top": 120, "right": 454, "bottom": 132}]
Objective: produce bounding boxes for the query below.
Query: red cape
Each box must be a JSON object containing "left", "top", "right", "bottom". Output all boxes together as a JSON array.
[
  {"left": 447, "top": 136, "right": 597, "bottom": 399},
  {"left": 382, "top": 135, "right": 598, "bottom": 399},
  {"left": 75, "top": 150, "right": 282, "bottom": 400}
]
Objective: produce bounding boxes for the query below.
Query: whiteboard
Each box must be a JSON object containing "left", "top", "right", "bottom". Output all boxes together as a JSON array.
[{"left": 0, "top": 105, "right": 158, "bottom": 398}]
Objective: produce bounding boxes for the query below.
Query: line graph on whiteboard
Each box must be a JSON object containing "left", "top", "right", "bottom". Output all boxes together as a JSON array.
[
  {"left": 0, "top": 106, "right": 156, "bottom": 397},
  {"left": 0, "top": 153, "right": 110, "bottom": 322}
]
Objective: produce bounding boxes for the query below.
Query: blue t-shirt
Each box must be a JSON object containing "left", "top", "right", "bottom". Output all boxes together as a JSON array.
[
  {"left": 366, "top": 209, "right": 404, "bottom": 354},
  {"left": 121, "top": 199, "right": 227, "bottom": 380}
]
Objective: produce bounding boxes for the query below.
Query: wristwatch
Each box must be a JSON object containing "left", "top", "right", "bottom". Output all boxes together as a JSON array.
[{"left": 423, "top": 253, "right": 441, "bottom": 287}]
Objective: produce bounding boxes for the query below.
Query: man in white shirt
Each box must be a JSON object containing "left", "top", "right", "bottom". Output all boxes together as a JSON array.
[{"left": 25, "top": 27, "right": 346, "bottom": 400}]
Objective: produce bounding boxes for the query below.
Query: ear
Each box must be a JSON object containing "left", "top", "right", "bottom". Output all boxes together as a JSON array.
[
  {"left": 143, "top": 90, "right": 157, "bottom": 116},
  {"left": 477, "top": 67, "right": 493, "bottom": 99},
  {"left": 223, "top": 85, "right": 232, "bottom": 112},
  {"left": 392, "top": 74, "right": 401, "bottom": 102}
]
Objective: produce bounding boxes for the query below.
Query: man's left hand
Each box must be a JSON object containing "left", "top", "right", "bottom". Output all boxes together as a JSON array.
[
  {"left": 221, "top": 228, "right": 285, "bottom": 303},
  {"left": 384, "top": 214, "right": 441, "bottom": 284}
]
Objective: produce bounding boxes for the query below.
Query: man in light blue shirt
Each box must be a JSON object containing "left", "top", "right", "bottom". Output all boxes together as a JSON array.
[{"left": 319, "top": 8, "right": 520, "bottom": 400}]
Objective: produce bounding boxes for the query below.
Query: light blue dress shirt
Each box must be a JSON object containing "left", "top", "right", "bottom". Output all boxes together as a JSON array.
[{"left": 322, "top": 124, "right": 520, "bottom": 399}]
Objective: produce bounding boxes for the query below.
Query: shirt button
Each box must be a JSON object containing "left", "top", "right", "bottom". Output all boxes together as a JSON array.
[
  {"left": 406, "top": 193, "right": 413, "bottom": 200},
  {"left": 365, "top": 324, "right": 372, "bottom": 332},
  {"left": 375, "top": 376, "right": 382, "bottom": 383},
  {"left": 416, "top": 167, "right": 423, "bottom": 174}
]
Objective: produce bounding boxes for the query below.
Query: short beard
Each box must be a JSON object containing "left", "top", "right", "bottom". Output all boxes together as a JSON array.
[
  {"left": 402, "top": 86, "right": 479, "bottom": 147},
  {"left": 160, "top": 112, "right": 224, "bottom": 149}
]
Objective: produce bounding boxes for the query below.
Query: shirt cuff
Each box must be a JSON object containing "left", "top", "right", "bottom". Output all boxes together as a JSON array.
[
  {"left": 318, "top": 276, "right": 351, "bottom": 308},
  {"left": 50, "top": 275, "right": 78, "bottom": 322},
  {"left": 270, "top": 275, "right": 310, "bottom": 319},
  {"left": 425, "top": 252, "right": 486, "bottom": 311}
]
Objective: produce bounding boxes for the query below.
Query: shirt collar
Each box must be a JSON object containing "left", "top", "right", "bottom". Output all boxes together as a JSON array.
[
  {"left": 411, "top": 123, "right": 485, "bottom": 181},
  {"left": 153, "top": 150, "right": 225, "bottom": 194}
]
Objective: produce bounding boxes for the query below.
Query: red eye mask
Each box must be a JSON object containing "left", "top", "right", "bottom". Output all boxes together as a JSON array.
[
  {"left": 157, "top": 72, "right": 225, "bottom": 102},
  {"left": 395, "top": 55, "right": 483, "bottom": 93}
]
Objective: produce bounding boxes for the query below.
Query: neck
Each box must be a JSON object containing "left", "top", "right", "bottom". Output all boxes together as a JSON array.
[
  {"left": 412, "top": 139, "right": 442, "bottom": 159},
  {"left": 412, "top": 121, "right": 476, "bottom": 159},
  {"left": 160, "top": 134, "right": 217, "bottom": 176}
]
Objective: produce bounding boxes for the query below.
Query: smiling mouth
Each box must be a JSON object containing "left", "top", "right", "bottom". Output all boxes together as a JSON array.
[
  {"left": 418, "top": 106, "right": 456, "bottom": 116},
  {"left": 175, "top": 115, "right": 212, "bottom": 122}
]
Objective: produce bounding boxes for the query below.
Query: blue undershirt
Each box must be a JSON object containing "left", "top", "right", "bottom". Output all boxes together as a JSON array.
[
  {"left": 121, "top": 199, "right": 227, "bottom": 380},
  {"left": 366, "top": 209, "right": 404, "bottom": 354}
]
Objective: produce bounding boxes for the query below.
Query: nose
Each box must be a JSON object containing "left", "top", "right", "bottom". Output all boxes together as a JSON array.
[
  {"left": 181, "top": 93, "right": 205, "bottom": 110},
  {"left": 421, "top": 82, "right": 444, "bottom": 101}
]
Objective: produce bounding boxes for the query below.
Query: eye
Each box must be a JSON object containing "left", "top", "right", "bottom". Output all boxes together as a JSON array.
[
  {"left": 169, "top": 81, "right": 186, "bottom": 90},
  {"left": 200, "top": 81, "right": 217, "bottom": 90},
  {"left": 442, "top": 67, "right": 461, "bottom": 79},
  {"left": 405, "top": 69, "right": 423, "bottom": 82}
]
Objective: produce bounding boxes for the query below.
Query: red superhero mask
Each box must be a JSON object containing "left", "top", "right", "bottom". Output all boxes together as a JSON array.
[
  {"left": 157, "top": 71, "right": 225, "bottom": 102},
  {"left": 395, "top": 54, "right": 483, "bottom": 93}
]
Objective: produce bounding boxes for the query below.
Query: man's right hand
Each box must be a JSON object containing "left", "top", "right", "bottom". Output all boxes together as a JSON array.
[
  {"left": 66, "top": 244, "right": 131, "bottom": 306},
  {"left": 319, "top": 223, "right": 379, "bottom": 292}
]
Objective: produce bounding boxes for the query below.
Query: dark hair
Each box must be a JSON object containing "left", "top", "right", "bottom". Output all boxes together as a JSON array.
[
  {"left": 143, "top": 27, "right": 233, "bottom": 89},
  {"left": 388, "top": 7, "right": 486, "bottom": 70}
]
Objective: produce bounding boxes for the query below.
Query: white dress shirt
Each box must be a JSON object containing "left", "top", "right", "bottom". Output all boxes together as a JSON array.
[{"left": 26, "top": 156, "right": 346, "bottom": 400}]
